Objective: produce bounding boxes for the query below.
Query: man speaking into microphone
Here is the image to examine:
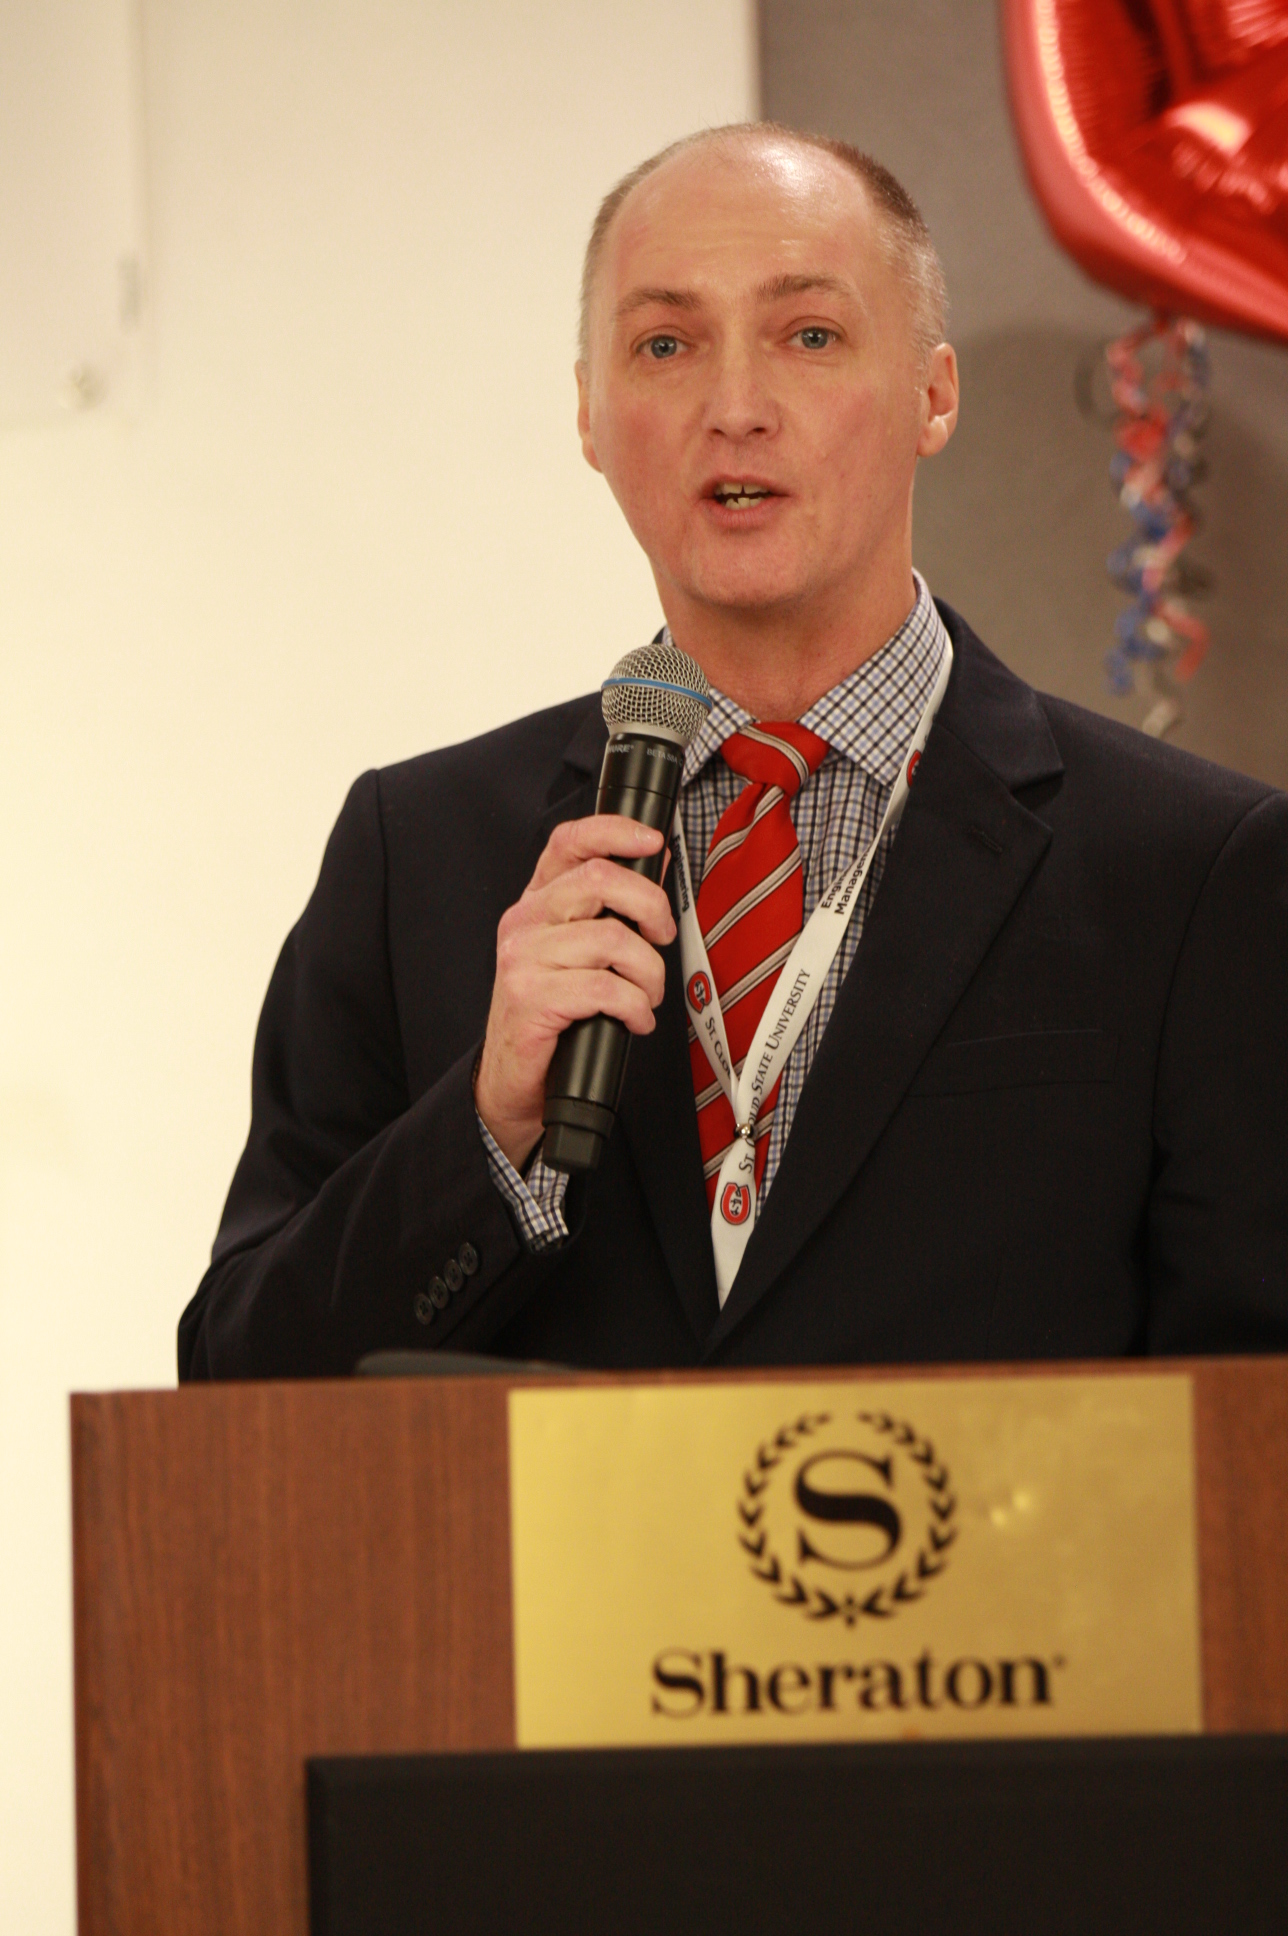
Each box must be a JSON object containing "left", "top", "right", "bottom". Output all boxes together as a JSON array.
[{"left": 179, "top": 122, "right": 1288, "bottom": 1379}]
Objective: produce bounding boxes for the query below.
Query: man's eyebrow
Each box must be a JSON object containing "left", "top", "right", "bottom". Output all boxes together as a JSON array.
[
  {"left": 756, "top": 272, "right": 854, "bottom": 302},
  {"left": 613, "top": 286, "right": 702, "bottom": 321},
  {"left": 612, "top": 273, "right": 859, "bottom": 326}
]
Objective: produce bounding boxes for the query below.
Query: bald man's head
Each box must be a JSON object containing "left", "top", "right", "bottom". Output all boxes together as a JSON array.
[{"left": 579, "top": 123, "right": 947, "bottom": 369}]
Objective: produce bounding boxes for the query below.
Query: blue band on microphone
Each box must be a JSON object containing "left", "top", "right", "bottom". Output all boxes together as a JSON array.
[{"left": 601, "top": 676, "right": 712, "bottom": 710}]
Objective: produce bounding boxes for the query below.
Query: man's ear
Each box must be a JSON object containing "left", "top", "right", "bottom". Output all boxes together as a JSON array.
[
  {"left": 575, "top": 362, "right": 602, "bottom": 473},
  {"left": 917, "top": 342, "right": 959, "bottom": 459}
]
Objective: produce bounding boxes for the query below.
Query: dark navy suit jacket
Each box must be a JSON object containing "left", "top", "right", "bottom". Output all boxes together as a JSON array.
[{"left": 179, "top": 606, "right": 1288, "bottom": 1378}]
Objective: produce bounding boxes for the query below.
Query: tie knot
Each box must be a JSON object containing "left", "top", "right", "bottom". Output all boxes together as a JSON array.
[{"left": 721, "top": 721, "right": 829, "bottom": 799}]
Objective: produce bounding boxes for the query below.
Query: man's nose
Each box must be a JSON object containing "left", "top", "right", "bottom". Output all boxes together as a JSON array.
[{"left": 701, "top": 342, "right": 777, "bottom": 440}]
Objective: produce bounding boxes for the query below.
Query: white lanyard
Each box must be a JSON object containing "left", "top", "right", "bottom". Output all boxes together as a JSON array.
[{"left": 671, "top": 642, "right": 953, "bottom": 1306}]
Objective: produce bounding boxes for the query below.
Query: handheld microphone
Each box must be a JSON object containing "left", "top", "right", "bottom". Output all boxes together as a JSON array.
[{"left": 541, "top": 642, "right": 712, "bottom": 1173}]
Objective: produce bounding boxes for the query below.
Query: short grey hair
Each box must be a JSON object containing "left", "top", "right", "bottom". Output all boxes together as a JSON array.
[{"left": 578, "top": 121, "right": 948, "bottom": 367}]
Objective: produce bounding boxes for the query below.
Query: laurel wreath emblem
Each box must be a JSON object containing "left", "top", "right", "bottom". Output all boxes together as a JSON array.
[{"left": 737, "top": 1409, "right": 958, "bottom": 1626}]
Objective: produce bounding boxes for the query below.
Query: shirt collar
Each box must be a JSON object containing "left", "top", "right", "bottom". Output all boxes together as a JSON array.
[{"left": 668, "top": 571, "right": 950, "bottom": 789}]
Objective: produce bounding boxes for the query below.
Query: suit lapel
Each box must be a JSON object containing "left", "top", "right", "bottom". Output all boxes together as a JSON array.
[
  {"left": 617, "top": 903, "right": 721, "bottom": 1340},
  {"left": 702, "top": 615, "right": 1064, "bottom": 1357},
  {"left": 541, "top": 705, "right": 719, "bottom": 1343},
  {"left": 531, "top": 702, "right": 604, "bottom": 850}
]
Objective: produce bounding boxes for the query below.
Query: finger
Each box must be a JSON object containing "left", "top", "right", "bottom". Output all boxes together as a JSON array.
[
  {"left": 531, "top": 814, "right": 666, "bottom": 888},
  {"left": 489, "top": 956, "right": 660, "bottom": 1052},
  {"left": 530, "top": 857, "right": 676, "bottom": 943},
  {"left": 535, "top": 966, "right": 660, "bottom": 1037},
  {"left": 519, "top": 918, "right": 668, "bottom": 1008}
]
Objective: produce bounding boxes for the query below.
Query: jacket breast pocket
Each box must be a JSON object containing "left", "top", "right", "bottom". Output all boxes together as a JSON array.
[{"left": 909, "top": 1029, "right": 1119, "bottom": 1096}]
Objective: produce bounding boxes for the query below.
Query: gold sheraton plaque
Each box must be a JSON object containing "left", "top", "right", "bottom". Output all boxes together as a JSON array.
[{"left": 509, "top": 1375, "right": 1201, "bottom": 1748}]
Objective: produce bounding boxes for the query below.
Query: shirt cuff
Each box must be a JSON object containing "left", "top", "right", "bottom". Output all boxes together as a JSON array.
[{"left": 476, "top": 1112, "right": 570, "bottom": 1253}]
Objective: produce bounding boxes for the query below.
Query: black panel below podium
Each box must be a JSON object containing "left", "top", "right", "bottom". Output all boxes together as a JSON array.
[{"left": 308, "top": 1735, "right": 1288, "bottom": 1936}]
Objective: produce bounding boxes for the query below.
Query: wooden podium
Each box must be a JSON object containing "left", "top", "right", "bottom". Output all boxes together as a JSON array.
[{"left": 72, "top": 1359, "right": 1288, "bottom": 1935}]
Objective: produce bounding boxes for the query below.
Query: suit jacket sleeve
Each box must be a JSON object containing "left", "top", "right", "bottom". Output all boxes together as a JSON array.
[
  {"left": 1148, "top": 789, "right": 1288, "bottom": 1350},
  {"left": 178, "top": 770, "right": 569, "bottom": 1379}
]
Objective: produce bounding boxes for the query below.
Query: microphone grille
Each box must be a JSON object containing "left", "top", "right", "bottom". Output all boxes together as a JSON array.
[{"left": 601, "top": 642, "right": 712, "bottom": 745}]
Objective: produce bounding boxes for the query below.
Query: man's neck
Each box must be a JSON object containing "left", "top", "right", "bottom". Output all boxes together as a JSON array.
[{"left": 659, "top": 565, "right": 920, "bottom": 720}]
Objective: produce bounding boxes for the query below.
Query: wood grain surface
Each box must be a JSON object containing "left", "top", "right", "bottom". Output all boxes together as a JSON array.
[
  {"left": 1192, "top": 1359, "right": 1288, "bottom": 1731},
  {"left": 73, "top": 1379, "right": 514, "bottom": 1935},
  {"left": 72, "top": 1359, "right": 1288, "bottom": 1935}
]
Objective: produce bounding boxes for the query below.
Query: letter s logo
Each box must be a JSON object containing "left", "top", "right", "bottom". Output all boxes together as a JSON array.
[
  {"left": 793, "top": 1451, "right": 903, "bottom": 1571},
  {"left": 688, "top": 971, "right": 712, "bottom": 1014},
  {"left": 720, "top": 1182, "right": 752, "bottom": 1226}
]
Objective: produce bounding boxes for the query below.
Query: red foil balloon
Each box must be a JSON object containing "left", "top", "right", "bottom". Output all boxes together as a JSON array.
[{"left": 1002, "top": 0, "right": 1288, "bottom": 344}]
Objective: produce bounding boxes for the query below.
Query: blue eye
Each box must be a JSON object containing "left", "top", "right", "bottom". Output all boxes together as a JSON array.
[
  {"left": 798, "top": 327, "right": 834, "bottom": 350},
  {"left": 646, "top": 335, "right": 680, "bottom": 359}
]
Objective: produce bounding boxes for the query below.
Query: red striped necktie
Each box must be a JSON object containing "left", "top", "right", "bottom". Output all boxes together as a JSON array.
[{"left": 689, "top": 721, "right": 830, "bottom": 1207}]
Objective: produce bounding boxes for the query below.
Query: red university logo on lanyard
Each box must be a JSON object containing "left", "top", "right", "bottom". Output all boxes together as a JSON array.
[
  {"left": 687, "top": 971, "right": 712, "bottom": 1013},
  {"left": 720, "top": 1182, "right": 752, "bottom": 1226}
]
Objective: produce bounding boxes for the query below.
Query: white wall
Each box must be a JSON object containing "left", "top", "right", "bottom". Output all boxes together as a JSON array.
[{"left": 0, "top": 3, "right": 756, "bottom": 1924}]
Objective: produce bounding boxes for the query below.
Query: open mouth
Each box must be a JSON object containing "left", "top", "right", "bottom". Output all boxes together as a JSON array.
[{"left": 710, "top": 481, "right": 776, "bottom": 509}]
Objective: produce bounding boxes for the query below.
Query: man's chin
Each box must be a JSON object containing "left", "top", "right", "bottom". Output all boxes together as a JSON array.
[{"left": 669, "top": 558, "right": 816, "bottom": 621}]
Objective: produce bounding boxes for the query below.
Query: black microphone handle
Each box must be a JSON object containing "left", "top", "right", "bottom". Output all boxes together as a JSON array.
[{"left": 541, "top": 733, "right": 685, "bottom": 1173}]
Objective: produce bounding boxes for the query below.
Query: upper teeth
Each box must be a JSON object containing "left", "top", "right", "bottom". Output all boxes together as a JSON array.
[{"left": 716, "top": 483, "right": 769, "bottom": 503}]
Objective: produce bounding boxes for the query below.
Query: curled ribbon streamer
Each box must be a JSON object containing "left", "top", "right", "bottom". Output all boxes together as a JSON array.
[{"left": 1103, "top": 315, "right": 1212, "bottom": 737}]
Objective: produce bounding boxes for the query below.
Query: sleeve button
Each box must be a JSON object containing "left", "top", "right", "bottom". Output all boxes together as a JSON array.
[
  {"left": 444, "top": 1258, "right": 465, "bottom": 1294},
  {"left": 428, "top": 1275, "right": 451, "bottom": 1310},
  {"left": 459, "top": 1241, "right": 479, "bottom": 1276},
  {"left": 413, "top": 1291, "right": 436, "bottom": 1325}
]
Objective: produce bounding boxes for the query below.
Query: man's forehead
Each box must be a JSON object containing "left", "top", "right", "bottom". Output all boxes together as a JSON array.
[{"left": 600, "top": 138, "right": 879, "bottom": 300}]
